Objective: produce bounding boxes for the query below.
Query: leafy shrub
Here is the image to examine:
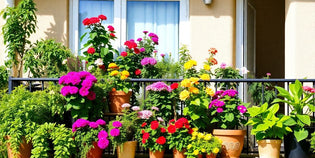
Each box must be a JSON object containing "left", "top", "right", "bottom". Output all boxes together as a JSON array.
[{"left": 0, "top": 66, "right": 8, "bottom": 90}]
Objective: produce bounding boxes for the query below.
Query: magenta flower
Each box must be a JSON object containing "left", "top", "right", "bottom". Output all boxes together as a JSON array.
[
  {"left": 138, "top": 110, "right": 153, "bottom": 119},
  {"left": 222, "top": 89, "right": 238, "bottom": 97},
  {"left": 141, "top": 57, "right": 157, "bottom": 66},
  {"left": 98, "top": 130, "right": 108, "bottom": 139},
  {"left": 79, "top": 87, "right": 89, "bottom": 96},
  {"left": 96, "top": 119, "right": 106, "bottom": 126},
  {"left": 137, "top": 38, "right": 142, "bottom": 42},
  {"left": 86, "top": 75, "right": 97, "bottom": 83},
  {"left": 152, "top": 37, "right": 159, "bottom": 44},
  {"left": 140, "top": 47, "right": 145, "bottom": 52},
  {"left": 97, "top": 138, "right": 109, "bottom": 149},
  {"left": 112, "top": 121, "right": 122, "bottom": 128},
  {"left": 160, "top": 53, "right": 165, "bottom": 57},
  {"left": 69, "top": 86, "right": 79, "bottom": 95},
  {"left": 210, "top": 99, "right": 225, "bottom": 108},
  {"left": 217, "top": 108, "right": 224, "bottom": 113},
  {"left": 110, "top": 128, "right": 120, "bottom": 137},
  {"left": 59, "top": 76, "right": 66, "bottom": 85},
  {"left": 89, "top": 122, "right": 99, "bottom": 128},
  {"left": 70, "top": 75, "right": 81, "bottom": 85},
  {"left": 78, "top": 71, "right": 91, "bottom": 78},
  {"left": 60, "top": 86, "right": 70, "bottom": 96},
  {"left": 220, "top": 63, "right": 227, "bottom": 69},
  {"left": 237, "top": 105, "right": 247, "bottom": 114},
  {"left": 146, "top": 82, "right": 172, "bottom": 92},
  {"left": 72, "top": 118, "right": 90, "bottom": 132},
  {"left": 143, "top": 31, "right": 148, "bottom": 34},
  {"left": 81, "top": 79, "right": 93, "bottom": 89}
]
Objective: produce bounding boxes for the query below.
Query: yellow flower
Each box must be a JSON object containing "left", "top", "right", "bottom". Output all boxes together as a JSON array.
[
  {"left": 121, "top": 70, "right": 130, "bottom": 77},
  {"left": 204, "top": 64, "right": 211, "bottom": 71},
  {"left": 120, "top": 75, "right": 128, "bottom": 80},
  {"left": 213, "top": 147, "right": 219, "bottom": 154},
  {"left": 110, "top": 70, "right": 119, "bottom": 76},
  {"left": 197, "top": 133, "right": 205, "bottom": 139},
  {"left": 193, "top": 150, "right": 199, "bottom": 156},
  {"left": 179, "top": 90, "right": 190, "bottom": 101},
  {"left": 192, "top": 128, "right": 199, "bottom": 132},
  {"left": 184, "top": 62, "right": 193, "bottom": 70},
  {"left": 200, "top": 74, "right": 210, "bottom": 81},
  {"left": 108, "top": 63, "right": 119, "bottom": 69},
  {"left": 191, "top": 136, "right": 196, "bottom": 140},
  {"left": 189, "top": 77, "right": 199, "bottom": 85},
  {"left": 201, "top": 149, "right": 206, "bottom": 153},
  {"left": 180, "top": 79, "right": 191, "bottom": 88},
  {"left": 192, "top": 132, "right": 198, "bottom": 137},
  {"left": 189, "top": 87, "right": 199, "bottom": 94},
  {"left": 204, "top": 134, "right": 212, "bottom": 141},
  {"left": 206, "top": 87, "right": 215, "bottom": 97},
  {"left": 217, "top": 137, "right": 223, "bottom": 144},
  {"left": 187, "top": 144, "right": 192, "bottom": 149},
  {"left": 190, "top": 60, "right": 197, "bottom": 66}
]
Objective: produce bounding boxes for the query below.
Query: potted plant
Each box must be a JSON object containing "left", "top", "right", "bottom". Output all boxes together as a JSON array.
[
  {"left": 136, "top": 109, "right": 167, "bottom": 158},
  {"left": 273, "top": 80, "right": 315, "bottom": 157},
  {"left": 246, "top": 103, "right": 292, "bottom": 158},
  {"left": 208, "top": 89, "right": 249, "bottom": 158},
  {"left": 185, "top": 128, "right": 222, "bottom": 158},
  {"left": 108, "top": 105, "right": 139, "bottom": 158},
  {"left": 72, "top": 118, "right": 109, "bottom": 158},
  {"left": 166, "top": 118, "right": 193, "bottom": 158}
]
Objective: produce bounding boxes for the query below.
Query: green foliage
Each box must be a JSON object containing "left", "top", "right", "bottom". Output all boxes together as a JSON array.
[
  {"left": 23, "top": 39, "right": 72, "bottom": 78},
  {"left": 248, "top": 75, "right": 276, "bottom": 105},
  {"left": 155, "top": 55, "right": 182, "bottom": 79},
  {"left": 166, "top": 118, "right": 192, "bottom": 151},
  {"left": 246, "top": 103, "right": 292, "bottom": 140},
  {"left": 311, "top": 132, "right": 315, "bottom": 153},
  {"left": 214, "top": 66, "right": 243, "bottom": 90},
  {"left": 31, "top": 123, "right": 75, "bottom": 158},
  {"left": 1, "top": 0, "right": 37, "bottom": 76},
  {"left": 179, "top": 44, "right": 192, "bottom": 66},
  {"left": 273, "top": 80, "right": 315, "bottom": 142},
  {"left": 0, "top": 66, "right": 8, "bottom": 90}
]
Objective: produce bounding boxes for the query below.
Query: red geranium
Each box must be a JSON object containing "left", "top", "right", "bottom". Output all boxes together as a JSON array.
[
  {"left": 156, "top": 136, "right": 166, "bottom": 145},
  {"left": 82, "top": 18, "right": 91, "bottom": 26},
  {"left": 87, "top": 47, "right": 95, "bottom": 54},
  {"left": 150, "top": 121, "right": 159, "bottom": 130},
  {"left": 89, "top": 17, "right": 100, "bottom": 24},
  {"left": 141, "top": 130, "right": 145, "bottom": 134},
  {"left": 110, "top": 33, "right": 115, "bottom": 37},
  {"left": 188, "top": 128, "right": 193, "bottom": 134},
  {"left": 175, "top": 121, "right": 184, "bottom": 129},
  {"left": 141, "top": 122, "right": 147, "bottom": 127},
  {"left": 120, "top": 51, "right": 127, "bottom": 57},
  {"left": 167, "top": 125, "right": 176, "bottom": 134},
  {"left": 160, "top": 128, "right": 166, "bottom": 133},
  {"left": 124, "top": 40, "right": 137, "bottom": 49},
  {"left": 108, "top": 25, "right": 115, "bottom": 32},
  {"left": 143, "top": 132, "right": 150, "bottom": 140},
  {"left": 169, "top": 119, "right": 175, "bottom": 123},
  {"left": 98, "top": 14, "right": 107, "bottom": 20},
  {"left": 134, "top": 48, "right": 140, "bottom": 54},
  {"left": 135, "top": 69, "right": 141, "bottom": 76},
  {"left": 170, "top": 83, "right": 179, "bottom": 90},
  {"left": 142, "top": 139, "right": 146, "bottom": 144}
]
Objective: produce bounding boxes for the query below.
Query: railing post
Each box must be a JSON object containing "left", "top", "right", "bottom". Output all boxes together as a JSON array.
[{"left": 8, "top": 76, "right": 12, "bottom": 93}]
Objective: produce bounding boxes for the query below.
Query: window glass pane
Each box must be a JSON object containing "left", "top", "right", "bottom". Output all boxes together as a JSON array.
[
  {"left": 127, "top": 1, "right": 179, "bottom": 60},
  {"left": 79, "top": 0, "right": 114, "bottom": 55}
]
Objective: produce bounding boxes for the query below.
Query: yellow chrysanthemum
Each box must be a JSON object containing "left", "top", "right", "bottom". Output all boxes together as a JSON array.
[
  {"left": 204, "top": 64, "right": 211, "bottom": 71},
  {"left": 197, "top": 133, "right": 205, "bottom": 139},
  {"left": 180, "top": 79, "right": 191, "bottom": 88},
  {"left": 192, "top": 132, "right": 198, "bottom": 137},
  {"left": 187, "top": 144, "right": 192, "bottom": 150},
  {"left": 206, "top": 87, "right": 215, "bottom": 97},
  {"left": 120, "top": 75, "right": 128, "bottom": 80},
  {"left": 190, "top": 60, "right": 197, "bottom": 66},
  {"left": 184, "top": 62, "right": 193, "bottom": 70},
  {"left": 189, "top": 77, "right": 199, "bottom": 85},
  {"left": 193, "top": 150, "right": 199, "bottom": 156},
  {"left": 110, "top": 70, "right": 119, "bottom": 76},
  {"left": 204, "top": 134, "right": 212, "bottom": 141},
  {"left": 201, "top": 149, "right": 206, "bottom": 153},
  {"left": 191, "top": 136, "right": 196, "bottom": 140},
  {"left": 200, "top": 74, "right": 210, "bottom": 81},
  {"left": 108, "top": 63, "right": 119, "bottom": 69},
  {"left": 217, "top": 138, "right": 223, "bottom": 144},
  {"left": 213, "top": 147, "right": 219, "bottom": 154},
  {"left": 179, "top": 90, "right": 190, "bottom": 101},
  {"left": 121, "top": 70, "right": 130, "bottom": 77},
  {"left": 189, "top": 87, "right": 199, "bottom": 94},
  {"left": 192, "top": 128, "right": 199, "bottom": 132}
]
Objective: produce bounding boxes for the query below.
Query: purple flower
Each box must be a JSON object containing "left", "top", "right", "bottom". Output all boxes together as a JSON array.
[
  {"left": 140, "top": 47, "right": 145, "bottom": 52},
  {"left": 112, "top": 121, "right": 122, "bottom": 128},
  {"left": 138, "top": 110, "right": 153, "bottom": 119},
  {"left": 143, "top": 31, "right": 148, "bottom": 34},
  {"left": 220, "top": 63, "right": 227, "bottom": 69},
  {"left": 98, "top": 130, "right": 108, "bottom": 139},
  {"left": 237, "top": 105, "right": 247, "bottom": 114},
  {"left": 222, "top": 89, "right": 238, "bottom": 97},
  {"left": 151, "top": 106, "right": 159, "bottom": 111},
  {"left": 69, "top": 86, "right": 79, "bottom": 94},
  {"left": 146, "top": 82, "right": 172, "bottom": 92},
  {"left": 97, "top": 138, "right": 109, "bottom": 149},
  {"left": 209, "top": 99, "right": 225, "bottom": 107},
  {"left": 96, "top": 119, "right": 106, "bottom": 126},
  {"left": 217, "top": 108, "right": 224, "bottom": 113},
  {"left": 110, "top": 128, "right": 120, "bottom": 137},
  {"left": 79, "top": 87, "right": 89, "bottom": 96},
  {"left": 137, "top": 38, "right": 142, "bottom": 42},
  {"left": 131, "top": 106, "right": 140, "bottom": 111},
  {"left": 89, "top": 122, "right": 99, "bottom": 128}
]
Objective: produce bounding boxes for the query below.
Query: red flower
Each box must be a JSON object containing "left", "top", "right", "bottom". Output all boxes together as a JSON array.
[
  {"left": 141, "top": 130, "right": 145, "bottom": 134},
  {"left": 188, "top": 128, "right": 193, "bottom": 134},
  {"left": 170, "top": 83, "right": 179, "bottom": 90},
  {"left": 209, "top": 57, "right": 218, "bottom": 65},
  {"left": 141, "top": 122, "right": 147, "bottom": 127},
  {"left": 89, "top": 17, "right": 100, "bottom": 24},
  {"left": 143, "top": 132, "right": 150, "bottom": 140},
  {"left": 160, "top": 128, "right": 166, "bottom": 133},
  {"left": 175, "top": 121, "right": 184, "bottom": 129},
  {"left": 124, "top": 40, "right": 137, "bottom": 49},
  {"left": 167, "top": 125, "right": 176, "bottom": 134},
  {"left": 208, "top": 48, "right": 218, "bottom": 55},
  {"left": 82, "top": 18, "right": 90, "bottom": 26},
  {"left": 120, "top": 51, "right": 127, "bottom": 57},
  {"left": 156, "top": 136, "right": 166, "bottom": 145},
  {"left": 150, "top": 121, "right": 159, "bottom": 130},
  {"left": 87, "top": 47, "right": 95, "bottom": 54},
  {"left": 108, "top": 25, "right": 114, "bottom": 32},
  {"left": 98, "top": 14, "right": 107, "bottom": 20},
  {"left": 86, "top": 91, "right": 96, "bottom": 100},
  {"left": 134, "top": 48, "right": 140, "bottom": 54},
  {"left": 135, "top": 69, "right": 141, "bottom": 76},
  {"left": 184, "top": 124, "right": 190, "bottom": 129},
  {"left": 169, "top": 119, "right": 175, "bottom": 123},
  {"left": 110, "top": 33, "right": 115, "bottom": 37},
  {"left": 178, "top": 118, "right": 188, "bottom": 124},
  {"left": 142, "top": 139, "right": 146, "bottom": 144},
  {"left": 99, "top": 65, "right": 106, "bottom": 70}
]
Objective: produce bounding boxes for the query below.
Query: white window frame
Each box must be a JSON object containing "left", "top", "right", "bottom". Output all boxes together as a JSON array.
[{"left": 69, "top": 0, "right": 190, "bottom": 55}]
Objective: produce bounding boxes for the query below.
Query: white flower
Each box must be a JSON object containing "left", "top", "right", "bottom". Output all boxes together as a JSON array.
[
  {"left": 238, "top": 67, "right": 249, "bottom": 75},
  {"left": 88, "top": 65, "right": 94, "bottom": 71},
  {"left": 151, "top": 106, "right": 159, "bottom": 111},
  {"left": 94, "top": 58, "right": 104, "bottom": 66},
  {"left": 122, "top": 103, "right": 131, "bottom": 108},
  {"left": 62, "top": 59, "right": 67, "bottom": 65},
  {"left": 131, "top": 106, "right": 140, "bottom": 111},
  {"left": 157, "top": 117, "right": 164, "bottom": 122}
]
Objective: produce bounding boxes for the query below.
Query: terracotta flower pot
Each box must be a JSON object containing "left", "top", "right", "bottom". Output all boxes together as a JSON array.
[
  {"left": 213, "top": 129, "right": 246, "bottom": 158},
  {"left": 109, "top": 90, "right": 132, "bottom": 113},
  {"left": 173, "top": 148, "right": 186, "bottom": 158},
  {"left": 86, "top": 141, "right": 103, "bottom": 158},
  {"left": 6, "top": 136, "right": 32, "bottom": 158},
  {"left": 198, "top": 153, "right": 217, "bottom": 158},
  {"left": 258, "top": 139, "right": 282, "bottom": 158},
  {"left": 117, "top": 141, "right": 137, "bottom": 158},
  {"left": 149, "top": 149, "right": 165, "bottom": 158}
]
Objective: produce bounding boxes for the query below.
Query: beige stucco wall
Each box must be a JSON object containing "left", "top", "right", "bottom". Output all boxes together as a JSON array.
[
  {"left": 0, "top": 1, "right": 9, "bottom": 66},
  {"left": 189, "top": 0, "right": 235, "bottom": 69}
]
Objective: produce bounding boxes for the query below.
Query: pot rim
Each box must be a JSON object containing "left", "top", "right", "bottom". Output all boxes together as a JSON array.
[{"left": 213, "top": 129, "right": 246, "bottom": 136}]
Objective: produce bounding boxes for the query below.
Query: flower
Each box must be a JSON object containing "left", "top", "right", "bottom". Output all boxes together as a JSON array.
[
  {"left": 124, "top": 40, "right": 137, "bottom": 49},
  {"left": 167, "top": 125, "right": 176, "bottom": 134},
  {"left": 238, "top": 67, "right": 249, "bottom": 75},
  {"left": 121, "top": 103, "right": 131, "bottom": 108},
  {"left": 189, "top": 87, "right": 199, "bottom": 94},
  {"left": 143, "top": 132, "right": 150, "bottom": 140},
  {"left": 179, "top": 90, "right": 190, "bottom": 101},
  {"left": 170, "top": 83, "right": 179, "bottom": 90},
  {"left": 157, "top": 117, "right": 164, "bottom": 123},
  {"left": 187, "top": 144, "right": 192, "bottom": 149},
  {"left": 222, "top": 89, "right": 238, "bottom": 97},
  {"left": 96, "top": 119, "right": 106, "bottom": 126},
  {"left": 220, "top": 62, "right": 227, "bottom": 69},
  {"left": 137, "top": 38, "right": 142, "bottom": 42},
  {"left": 210, "top": 99, "right": 225, "bottom": 107},
  {"left": 98, "top": 130, "right": 108, "bottom": 139},
  {"left": 200, "top": 74, "right": 210, "bottom": 81},
  {"left": 89, "top": 122, "right": 99, "bottom": 128},
  {"left": 135, "top": 69, "right": 141, "bottom": 76},
  {"left": 141, "top": 122, "right": 147, "bottom": 127},
  {"left": 237, "top": 105, "right": 247, "bottom": 113},
  {"left": 156, "top": 136, "right": 166, "bottom": 145},
  {"left": 89, "top": 17, "right": 100, "bottom": 24},
  {"left": 62, "top": 59, "right": 67, "bottom": 65},
  {"left": 204, "top": 134, "right": 212, "bottom": 141},
  {"left": 143, "top": 31, "right": 148, "bottom": 34},
  {"left": 97, "top": 138, "right": 109, "bottom": 149},
  {"left": 206, "top": 87, "right": 215, "bottom": 97},
  {"left": 110, "top": 33, "right": 115, "bottom": 37},
  {"left": 110, "top": 128, "right": 120, "bottom": 137},
  {"left": 121, "top": 70, "right": 130, "bottom": 77},
  {"left": 208, "top": 48, "right": 218, "bottom": 54},
  {"left": 151, "top": 106, "right": 159, "bottom": 111},
  {"left": 98, "top": 14, "right": 107, "bottom": 20},
  {"left": 204, "top": 64, "right": 211, "bottom": 71},
  {"left": 79, "top": 87, "right": 89, "bottom": 96},
  {"left": 150, "top": 121, "right": 159, "bottom": 130},
  {"left": 146, "top": 82, "right": 172, "bottom": 92},
  {"left": 160, "top": 127, "right": 166, "bottom": 133},
  {"left": 94, "top": 58, "right": 104, "bottom": 66},
  {"left": 213, "top": 147, "right": 220, "bottom": 154},
  {"left": 121, "top": 51, "right": 127, "bottom": 57},
  {"left": 160, "top": 53, "right": 165, "bottom": 57},
  {"left": 82, "top": 18, "right": 91, "bottom": 25},
  {"left": 180, "top": 79, "right": 191, "bottom": 88},
  {"left": 110, "top": 70, "right": 119, "bottom": 76},
  {"left": 209, "top": 57, "right": 218, "bottom": 65},
  {"left": 131, "top": 106, "right": 140, "bottom": 111},
  {"left": 138, "top": 110, "right": 153, "bottom": 119},
  {"left": 86, "top": 91, "right": 96, "bottom": 100},
  {"left": 112, "top": 121, "right": 122, "bottom": 128},
  {"left": 193, "top": 150, "right": 199, "bottom": 155},
  {"left": 217, "top": 107, "right": 223, "bottom": 113},
  {"left": 266, "top": 72, "right": 271, "bottom": 76},
  {"left": 107, "top": 25, "right": 114, "bottom": 31},
  {"left": 140, "top": 47, "right": 145, "bottom": 52},
  {"left": 141, "top": 57, "right": 157, "bottom": 66}
]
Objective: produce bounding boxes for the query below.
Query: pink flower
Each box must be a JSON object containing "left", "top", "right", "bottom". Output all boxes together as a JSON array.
[
  {"left": 151, "top": 106, "right": 159, "bottom": 111},
  {"left": 209, "top": 99, "right": 225, "bottom": 107},
  {"left": 87, "top": 47, "right": 95, "bottom": 54},
  {"left": 70, "top": 75, "right": 81, "bottom": 85},
  {"left": 220, "top": 63, "right": 227, "bottom": 69},
  {"left": 96, "top": 119, "right": 106, "bottom": 126},
  {"left": 110, "top": 128, "right": 120, "bottom": 137},
  {"left": 140, "top": 47, "right": 145, "bottom": 52},
  {"left": 152, "top": 37, "right": 158, "bottom": 45},
  {"left": 86, "top": 75, "right": 97, "bottom": 83},
  {"left": 141, "top": 57, "right": 157, "bottom": 66},
  {"left": 98, "top": 14, "right": 107, "bottom": 20},
  {"left": 266, "top": 73, "right": 271, "bottom": 76},
  {"left": 131, "top": 106, "right": 140, "bottom": 111},
  {"left": 121, "top": 51, "right": 127, "bottom": 57},
  {"left": 146, "top": 82, "right": 172, "bottom": 92},
  {"left": 81, "top": 79, "right": 93, "bottom": 89},
  {"left": 237, "top": 105, "right": 247, "bottom": 114},
  {"left": 222, "top": 89, "right": 238, "bottom": 97},
  {"left": 143, "top": 31, "right": 148, "bottom": 34},
  {"left": 98, "top": 130, "right": 108, "bottom": 139},
  {"left": 86, "top": 91, "right": 96, "bottom": 100},
  {"left": 107, "top": 25, "right": 114, "bottom": 31},
  {"left": 137, "top": 38, "right": 142, "bottom": 42},
  {"left": 153, "top": 50, "right": 158, "bottom": 54},
  {"left": 217, "top": 108, "right": 224, "bottom": 113},
  {"left": 122, "top": 103, "right": 131, "bottom": 108},
  {"left": 160, "top": 53, "right": 165, "bottom": 57},
  {"left": 138, "top": 110, "right": 153, "bottom": 119},
  {"left": 60, "top": 86, "right": 70, "bottom": 96},
  {"left": 72, "top": 119, "right": 90, "bottom": 132},
  {"left": 78, "top": 71, "right": 91, "bottom": 78},
  {"left": 69, "top": 86, "right": 79, "bottom": 95},
  {"left": 79, "top": 87, "right": 89, "bottom": 96},
  {"left": 97, "top": 138, "right": 109, "bottom": 149},
  {"left": 112, "top": 121, "right": 122, "bottom": 128},
  {"left": 157, "top": 117, "right": 164, "bottom": 122},
  {"left": 302, "top": 86, "right": 313, "bottom": 92},
  {"left": 59, "top": 76, "right": 66, "bottom": 85},
  {"left": 89, "top": 122, "right": 99, "bottom": 128}
]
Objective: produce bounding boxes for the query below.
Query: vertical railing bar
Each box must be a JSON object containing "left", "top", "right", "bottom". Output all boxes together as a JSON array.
[
  {"left": 215, "top": 82, "right": 218, "bottom": 91},
  {"left": 8, "top": 76, "right": 12, "bottom": 93},
  {"left": 41, "top": 81, "right": 44, "bottom": 90},
  {"left": 261, "top": 82, "right": 265, "bottom": 104},
  {"left": 29, "top": 81, "right": 32, "bottom": 91}
]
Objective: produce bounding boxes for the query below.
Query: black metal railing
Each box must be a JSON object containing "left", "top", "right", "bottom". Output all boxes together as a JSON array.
[{"left": 7, "top": 77, "right": 315, "bottom": 155}]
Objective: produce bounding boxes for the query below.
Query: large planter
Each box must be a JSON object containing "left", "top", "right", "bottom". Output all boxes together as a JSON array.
[
  {"left": 213, "top": 129, "right": 246, "bottom": 158},
  {"left": 198, "top": 153, "right": 217, "bottom": 158},
  {"left": 109, "top": 90, "right": 132, "bottom": 113},
  {"left": 149, "top": 149, "right": 165, "bottom": 158},
  {"left": 86, "top": 141, "right": 103, "bottom": 158},
  {"left": 173, "top": 148, "right": 186, "bottom": 158},
  {"left": 117, "top": 141, "right": 137, "bottom": 158},
  {"left": 6, "top": 136, "right": 32, "bottom": 158},
  {"left": 284, "top": 132, "right": 310, "bottom": 158},
  {"left": 258, "top": 139, "right": 282, "bottom": 158}
]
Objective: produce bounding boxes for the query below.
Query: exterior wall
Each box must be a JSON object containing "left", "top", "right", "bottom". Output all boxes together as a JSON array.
[
  {"left": 285, "top": 0, "right": 315, "bottom": 78},
  {"left": 189, "top": 0, "right": 236, "bottom": 69},
  {"left": 0, "top": 0, "right": 13, "bottom": 66}
]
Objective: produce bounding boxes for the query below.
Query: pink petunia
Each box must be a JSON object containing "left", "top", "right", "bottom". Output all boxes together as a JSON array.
[
  {"left": 112, "top": 121, "right": 122, "bottom": 128},
  {"left": 97, "top": 138, "right": 109, "bottom": 149},
  {"left": 237, "top": 105, "right": 247, "bottom": 114}
]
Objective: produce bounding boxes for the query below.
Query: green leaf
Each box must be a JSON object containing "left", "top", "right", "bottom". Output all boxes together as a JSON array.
[
  {"left": 294, "top": 129, "right": 308, "bottom": 142},
  {"left": 283, "top": 117, "right": 297, "bottom": 126},
  {"left": 296, "top": 114, "right": 311, "bottom": 126},
  {"left": 275, "top": 86, "right": 292, "bottom": 101},
  {"left": 191, "top": 114, "right": 200, "bottom": 120},
  {"left": 225, "top": 113, "right": 234, "bottom": 122},
  {"left": 191, "top": 98, "right": 200, "bottom": 106}
]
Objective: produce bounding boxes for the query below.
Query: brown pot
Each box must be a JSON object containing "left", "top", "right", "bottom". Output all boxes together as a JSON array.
[
  {"left": 109, "top": 90, "right": 132, "bottom": 113},
  {"left": 173, "top": 148, "right": 186, "bottom": 158},
  {"left": 212, "top": 129, "right": 246, "bottom": 158},
  {"left": 149, "top": 149, "right": 165, "bottom": 158},
  {"left": 86, "top": 141, "right": 103, "bottom": 158},
  {"left": 6, "top": 136, "right": 32, "bottom": 158},
  {"left": 117, "top": 141, "right": 137, "bottom": 158},
  {"left": 258, "top": 139, "right": 282, "bottom": 158},
  {"left": 198, "top": 153, "right": 217, "bottom": 158}
]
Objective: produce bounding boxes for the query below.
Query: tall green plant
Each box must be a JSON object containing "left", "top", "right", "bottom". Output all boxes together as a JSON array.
[
  {"left": 1, "top": 0, "right": 37, "bottom": 77},
  {"left": 0, "top": 66, "right": 8, "bottom": 90}
]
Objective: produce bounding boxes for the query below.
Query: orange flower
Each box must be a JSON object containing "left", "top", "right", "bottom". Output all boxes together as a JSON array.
[
  {"left": 189, "top": 87, "right": 199, "bottom": 94},
  {"left": 209, "top": 57, "right": 218, "bottom": 65},
  {"left": 208, "top": 48, "right": 218, "bottom": 55}
]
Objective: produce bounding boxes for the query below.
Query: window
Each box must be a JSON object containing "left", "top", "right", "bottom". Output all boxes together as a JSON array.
[{"left": 70, "top": 0, "right": 189, "bottom": 60}]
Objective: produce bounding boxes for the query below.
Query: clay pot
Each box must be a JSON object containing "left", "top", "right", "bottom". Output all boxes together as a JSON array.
[
  {"left": 149, "top": 149, "right": 165, "bottom": 158},
  {"left": 6, "top": 136, "right": 32, "bottom": 158},
  {"left": 212, "top": 129, "right": 246, "bottom": 158},
  {"left": 109, "top": 90, "right": 132, "bottom": 113},
  {"left": 198, "top": 153, "right": 217, "bottom": 158},
  {"left": 86, "top": 142, "right": 103, "bottom": 158},
  {"left": 258, "top": 139, "right": 282, "bottom": 158},
  {"left": 117, "top": 141, "right": 137, "bottom": 158},
  {"left": 173, "top": 148, "right": 186, "bottom": 158}
]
